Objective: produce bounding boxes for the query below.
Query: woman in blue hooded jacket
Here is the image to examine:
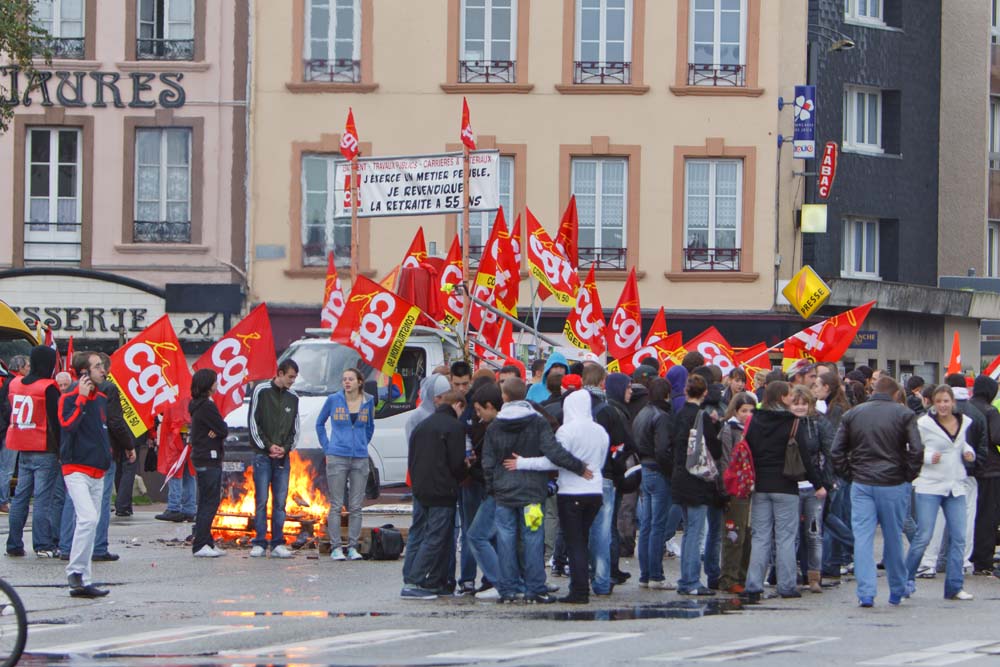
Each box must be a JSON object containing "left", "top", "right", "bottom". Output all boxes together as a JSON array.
[{"left": 316, "top": 367, "right": 375, "bottom": 561}]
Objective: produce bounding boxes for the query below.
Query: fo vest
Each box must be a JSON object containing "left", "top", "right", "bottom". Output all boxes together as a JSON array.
[{"left": 7, "top": 377, "right": 56, "bottom": 452}]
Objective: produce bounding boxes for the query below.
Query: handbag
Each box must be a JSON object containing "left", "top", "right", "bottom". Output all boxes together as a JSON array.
[
  {"left": 783, "top": 418, "right": 807, "bottom": 481},
  {"left": 368, "top": 524, "right": 404, "bottom": 560},
  {"left": 685, "top": 410, "right": 719, "bottom": 481},
  {"left": 144, "top": 445, "right": 158, "bottom": 473}
]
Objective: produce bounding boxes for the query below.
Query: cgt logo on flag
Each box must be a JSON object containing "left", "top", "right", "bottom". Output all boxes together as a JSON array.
[
  {"left": 526, "top": 210, "right": 578, "bottom": 306},
  {"left": 782, "top": 265, "right": 831, "bottom": 319},
  {"left": 333, "top": 277, "right": 422, "bottom": 376}
]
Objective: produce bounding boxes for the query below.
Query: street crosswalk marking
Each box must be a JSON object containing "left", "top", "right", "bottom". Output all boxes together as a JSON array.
[
  {"left": 225, "top": 629, "right": 453, "bottom": 658},
  {"left": 28, "top": 623, "right": 81, "bottom": 635},
  {"left": 430, "top": 631, "right": 641, "bottom": 661},
  {"left": 643, "top": 636, "right": 838, "bottom": 662},
  {"left": 860, "top": 640, "right": 1000, "bottom": 666},
  {"left": 30, "top": 624, "right": 263, "bottom": 656}
]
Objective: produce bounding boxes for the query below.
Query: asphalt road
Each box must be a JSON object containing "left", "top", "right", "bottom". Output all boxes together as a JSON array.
[{"left": 4, "top": 505, "right": 1000, "bottom": 667}]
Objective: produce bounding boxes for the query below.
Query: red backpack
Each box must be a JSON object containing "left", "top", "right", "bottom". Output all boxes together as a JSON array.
[{"left": 723, "top": 418, "right": 755, "bottom": 499}]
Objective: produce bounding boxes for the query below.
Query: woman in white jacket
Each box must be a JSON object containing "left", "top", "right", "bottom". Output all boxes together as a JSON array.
[
  {"left": 904, "top": 384, "right": 976, "bottom": 601},
  {"left": 504, "top": 390, "right": 607, "bottom": 604}
]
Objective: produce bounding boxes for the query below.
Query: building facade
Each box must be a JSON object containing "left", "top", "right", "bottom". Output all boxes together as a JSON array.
[
  {"left": 248, "top": 0, "right": 814, "bottom": 351},
  {"left": 0, "top": 0, "right": 249, "bottom": 353}
]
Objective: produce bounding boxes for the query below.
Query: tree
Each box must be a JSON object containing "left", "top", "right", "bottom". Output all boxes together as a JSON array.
[{"left": 0, "top": 0, "right": 50, "bottom": 133}]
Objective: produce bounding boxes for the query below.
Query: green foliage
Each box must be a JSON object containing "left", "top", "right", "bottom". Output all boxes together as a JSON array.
[{"left": 0, "top": 0, "right": 51, "bottom": 133}]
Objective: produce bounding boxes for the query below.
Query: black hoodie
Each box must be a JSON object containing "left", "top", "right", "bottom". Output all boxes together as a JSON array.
[
  {"left": 10, "top": 346, "right": 61, "bottom": 454},
  {"left": 408, "top": 404, "right": 468, "bottom": 507},
  {"left": 970, "top": 375, "right": 1000, "bottom": 478},
  {"left": 745, "top": 408, "right": 822, "bottom": 495}
]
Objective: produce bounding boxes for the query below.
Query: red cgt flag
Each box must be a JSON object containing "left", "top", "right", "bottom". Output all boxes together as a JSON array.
[
  {"left": 440, "top": 235, "right": 464, "bottom": 327},
  {"left": 460, "top": 96, "right": 476, "bottom": 150},
  {"left": 64, "top": 335, "right": 74, "bottom": 375},
  {"left": 782, "top": 301, "right": 875, "bottom": 368},
  {"left": 606, "top": 268, "right": 642, "bottom": 364},
  {"left": 683, "top": 326, "right": 737, "bottom": 377},
  {"left": 526, "top": 208, "right": 579, "bottom": 307},
  {"left": 625, "top": 307, "right": 682, "bottom": 376},
  {"left": 734, "top": 342, "right": 771, "bottom": 393},
  {"left": 321, "top": 251, "right": 346, "bottom": 329},
  {"left": 108, "top": 315, "right": 192, "bottom": 438},
  {"left": 331, "top": 276, "right": 422, "bottom": 377},
  {"left": 564, "top": 265, "right": 606, "bottom": 356},
  {"left": 340, "top": 107, "right": 360, "bottom": 161},
  {"left": 193, "top": 304, "right": 277, "bottom": 418},
  {"left": 471, "top": 209, "right": 518, "bottom": 344},
  {"left": 946, "top": 331, "right": 962, "bottom": 375},
  {"left": 402, "top": 227, "right": 428, "bottom": 269},
  {"left": 538, "top": 197, "right": 579, "bottom": 302}
]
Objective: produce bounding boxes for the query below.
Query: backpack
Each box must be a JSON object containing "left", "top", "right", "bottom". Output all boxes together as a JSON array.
[
  {"left": 685, "top": 410, "right": 718, "bottom": 481},
  {"left": 723, "top": 418, "right": 755, "bottom": 499},
  {"left": 368, "top": 524, "right": 404, "bottom": 560}
]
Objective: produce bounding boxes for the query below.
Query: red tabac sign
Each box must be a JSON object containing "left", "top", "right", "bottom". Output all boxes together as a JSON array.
[{"left": 818, "top": 142, "right": 838, "bottom": 199}]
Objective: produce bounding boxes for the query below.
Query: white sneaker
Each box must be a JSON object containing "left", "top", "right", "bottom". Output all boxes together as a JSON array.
[
  {"left": 271, "top": 545, "right": 293, "bottom": 559},
  {"left": 211, "top": 546, "right": 227, "bottom": 556},
  {"left": 330, "top": 547, "right": 347, "bottom": 561},
  {"left": 475, "top": 587, "right": 500, "bottom": 600},
  {"left": 650, "top": 580, "right": 677, "bottom": 590},
  {"left": 951, "top": 590, "right": 974, "bottom": 601},
  {"left": 194, "top": 545, "right": 221, "bottom": 558},
  {"left": 249, "top": 546, "right": 266, "bottom": 558},
  {"left": 665, "top": 538, "right": 682, "bottom": 558},
  {"left": 346, "top": 547, "right": 363, "bottom": 561}
]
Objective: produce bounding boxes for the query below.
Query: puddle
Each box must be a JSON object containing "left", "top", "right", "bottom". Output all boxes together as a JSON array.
[
  {"left": 217, "top": 610, "right": 392, "bottom": 618},
  {"left": 518, "top": 598, "right": 744, "bottom": 621}
]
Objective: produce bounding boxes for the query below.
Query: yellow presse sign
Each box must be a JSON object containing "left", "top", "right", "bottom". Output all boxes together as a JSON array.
[{"left": 783, "top": 265, "right": 831, "bottom": 319}]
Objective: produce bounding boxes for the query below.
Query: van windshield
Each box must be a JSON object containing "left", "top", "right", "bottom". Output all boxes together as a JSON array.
[{"left": 278, "top": 342, "right": 375, "bottom": 396}]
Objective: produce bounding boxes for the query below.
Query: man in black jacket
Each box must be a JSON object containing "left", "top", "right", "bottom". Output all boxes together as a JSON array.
[
  {"left": 969, "top": 375, "right": 1000, "bottom": 576},
  {"left": 831, "top": 375, "right": 923, "bottom": 607},
  {"left": 401, "top": 391, "right": 468, "bottom": 600}
]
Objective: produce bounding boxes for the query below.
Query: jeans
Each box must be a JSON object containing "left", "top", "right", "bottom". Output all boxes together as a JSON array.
[
  {"left": 49, "top": 474, "right": 67, "bottom": 551},
  {"left": 822, "top": 480, "right": 854, "bottom": 575},
  {"left": 972, "top": 477, "right": 1000, "bottom": 571},
  {"left": 459, "top": 482, "right": 485, "bottom": 586},
  {"left": 588, "top": 478, "right": 615, "bottom": 594},
  {"left": 6, "top": 451, "right": 58, "bottom": 553},
  {"left": 94, "top": 460, "right": 116, "bottom": 556},
  {"left": 193, "top": 466, "right": 222, "bottom": 553},
  {"left": 495, "top": 503, "right": 546, "bottom": 597},
  {"left": 115, "top": 446, "right": 141, "bottom": 513},
  {"left": 798, "top": 487, "right": 824, "bottom": 573},
  {"left": 166, "top": 467, "right": 197, "bottom": 515},
  {"left": 637, "top": 466, "right": 670, "bottom": 583},
  {"left": 610, "top": 487, "right": 623, "bottom": 573},
  {"left": 851, "top": 482, "right": 909, "bottom": 602},
  {"left": 678, "top": 504, "right": 712, "bottom": 591},
  {"left": 745, "top": 492, "right": 800, "bottom": 595},
  {"left": 558, "top": 494, "right": 602, "bottom": 598},
  {"left": 0, "top": 444, "right": 16, "bottom": 505},
  {"left": 401, "top": 499, "right": 424, "bottom": 584},
  {"left": 906, "top": 492, "right": 966, "bottom": 598},
  {"left": 252, "top": 454, "right": 290, "bottom": 548},
  {"left": 402, "top": 504, "right": 455, "bottom": 590},
  {"left": 326, "top": 455, "right": 368, "bottom": 550},
  {"left": 64, "top": 472, "right": 104, "bottom": 586},
  {"left": 720, "top": 497, "right": 752, "bottom": 590},
  {"left": 467, "top": 496, "right": 500, "bottom": 585}
]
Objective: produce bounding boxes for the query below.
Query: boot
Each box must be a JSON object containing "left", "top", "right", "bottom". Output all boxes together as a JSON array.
[{"left": 808, "top": 570, "right": 823, "bottom": 594}]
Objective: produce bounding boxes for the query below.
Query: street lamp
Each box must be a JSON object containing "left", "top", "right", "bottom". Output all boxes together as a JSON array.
[{"left": 808, "top": 24, "right": 856, "bottom": 52}]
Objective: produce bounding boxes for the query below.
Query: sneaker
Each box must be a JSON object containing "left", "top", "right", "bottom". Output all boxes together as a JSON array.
[
  {"left": 211, "top": 546, "right": 227, "bottom": 556},
  {"left": 330, "top": 547, "right": 346, "bottom": 561},
  {"left": 779, "top": 590, "right": 802, "bottom": 599},
  {"left": 665, "top": 538, "right": 681, "bottom": 558},
  {"left": 638, "top": 580, "right": 649, "bottom": 588},
  {"left": 249, "top": 546, "right": 266, "bottom": 558},
  {"left": 194, "top": 545, "right": 221, "bottom": 558},
  {"left": 155, "top": 510, "right": 186, "bottom": 522},
  {"left": 558, "top": 593, "right": 589, "bottom": 604},
  {"left": 650, "top": 580, "right": 677, "bottom": 590},
  {"left": 400, "top": 587, "right": 438, "bottom": 600},
  {"left": 475, "top": 587, "right": 500, "bottom": 600},
  {"left": 455, "top": 582, "right": 477, "bottom": 597},
  {"left": 35, "top": 550, "right": 57, "bottom": 559},
  {"left": 950, "top": 590, "right": 974, "bottom": 601},
  {"left": 93, "top": 552, "right": 120, "bottom": 562},
  {"left": 916, "top": 566, "right": 936, "bottom": 579},
  {"left": 525, "top": 593, "right": 558, "bottom": 604},
  {"left": 115, "top": 509, "right": 133, "bottom": 517},
  {"left": 546, "top": 583, "right": 560, "bottom": 593},
  {"left": 70, "top": 585, "right": 109, "bottom": 598},
  {"left": 346, "top": 547, "right": 363, "bottom": 561},
  {"left": 858, "top": 597, "right": 874, "bottom": 608},
  {"left": 271, "top": 545, "right": 293, "bottom": 559}
]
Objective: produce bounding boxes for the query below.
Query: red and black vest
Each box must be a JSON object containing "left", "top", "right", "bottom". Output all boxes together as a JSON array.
[{"left": 7, "top": 376, "right": 56, "bottom": 452}]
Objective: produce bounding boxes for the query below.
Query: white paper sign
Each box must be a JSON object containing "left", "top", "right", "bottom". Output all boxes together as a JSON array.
[{"left": 335, "top": 150, "right": 500, "bottom": 218}]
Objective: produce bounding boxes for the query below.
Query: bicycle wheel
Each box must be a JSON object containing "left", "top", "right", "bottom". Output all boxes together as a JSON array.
[{"left": 0, "top": 577, "right": 27, "bottom": 667}]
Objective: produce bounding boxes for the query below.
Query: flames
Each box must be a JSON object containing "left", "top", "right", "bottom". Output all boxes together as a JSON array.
[{"left": 212, "top": 451, "right": 333, "bottom": 541}]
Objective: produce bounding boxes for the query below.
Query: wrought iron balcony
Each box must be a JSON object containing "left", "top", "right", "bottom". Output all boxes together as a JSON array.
[
  {"left": 304, "top": 58, "right": 361, "bottom": 83},
  {"left": 579, "top": 246, "right": 626, "bottom": 271},
  {"left": 688, "top": 63, "right": 746, "bottom": 87},
  {"left": 35, "top": 37, "right": 85, "bottom": 59},
  {"left": 137, "top": 38, "right": 195, "bottom": 60},
  {"left": 573, "top": 61, "right": 631, "bottom": 85},
  {"left": 683, "top": 247, "right": 741, "bottom": 272},
  {"left": 134, "top": 220, "right": 191, "bottom": 243},
  {"left": 23, "top": 220, "right": 82, "bottom": 264},
  {"left": 458, "top": 59, "right": 516, "bottom": 84}
]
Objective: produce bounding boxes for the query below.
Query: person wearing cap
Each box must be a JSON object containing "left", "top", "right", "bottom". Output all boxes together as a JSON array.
[
  {"left": 787, "top": 359, "right": 818, "bottom": 388},
  {"left": 562, "top": 374, "right": 582, "bottom": 392},
  {"left": 628, "top": 364, "right": 657, "bottom": 421}
]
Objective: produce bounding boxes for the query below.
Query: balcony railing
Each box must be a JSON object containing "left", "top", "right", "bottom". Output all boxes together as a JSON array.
[
  {"left": 304, "top": 58, "right": 361, "bottom": 83},
  {"left": 458, "top": 59, "right": 516, "bottom": 84},
  {"left": 683, "top": 247, "right": 741, "bottom": 272},
  {"left": 573, "top": 61, "right": 631, "bottom": 85},
  {"left": 23, "top": 220, "right": 82, "bottom": 264},
  {"left": 134, "top": 220, "right": 191, "bottom": 243},
  {"left": 35, "top": 37, "right": 85, "bottom": 59},
  {"left": 688, "top": 63, "right": 746, "bottom": 87},
  {"left": 137, "top": 38, "right": 195, "bottom": 60},
  {"left": 579, "top": 246, "right": 626, "bottom": 271}
]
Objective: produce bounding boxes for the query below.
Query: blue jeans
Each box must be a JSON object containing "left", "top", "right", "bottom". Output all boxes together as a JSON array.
[
  {"left": 402, "top": 504, "right": 455, "bottom": 590},
  {"left": 459, "top": 482, "right": 485, "bottom": 586},
  {"left": 59, "top": 481, "right": 76, "bottom": 557},
  {"left": 638, "top": 467, "right": 671, "bottom": 582},
  {"left": 495, "top": 503, "right": 546, "bottom": 597},
  {"left": 745, "top": 492, "right": 800, "bottom": 595},
  {"left": 467, "top": 496, "right": 499, "bottom": 585},
  {"left": 94, "top": 460, "right": 116, "bottom": 556},
  {"left": 852, "top": 482, "right": 910, "bottom": 602},
  {"left": 822, "top": 480, "right": 854, "bottom": 575},
  {"left": 6, "top": 451, "right": 58, "bottom": 552},
  {"left": 588, "top": 478, "right": 615, "bottom": 594},
  {"left": 166, "top": 467, "right": 197, "bottom": 515},
  {"left": 906, "top": 492, "right": 966, "bottom": 598},
  {"left": 0, "top": 444, "right": 16, "bottom": 505},
  {"left": 252, "top": 454, "right": 289, "bottom": 548},
  {"left": 677, "top": 504, "right": 721, "bottom": 591}
]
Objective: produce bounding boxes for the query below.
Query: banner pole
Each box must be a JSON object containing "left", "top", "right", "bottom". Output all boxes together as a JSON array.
[
  {"left": 350, "top": 156, "right": 359, "bottom": 285},
  {"left": 460, "top": 146, "right": 472, "bottom": 357},
  {"left": 528, "top": 276, "right": 541, "bottom": 353}
]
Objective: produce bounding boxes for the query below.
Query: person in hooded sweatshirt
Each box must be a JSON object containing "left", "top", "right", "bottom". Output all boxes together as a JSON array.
[
  {"left": 968, "top": 374, "right": 1000, "bottom": 576},
  {"left": 667, "top": 366, "right": 689, "bottom": 415},
  {"left": 506, "top": 389, "right": 607, "bottom": 603},
  {"left": 189, "top": 369, "right": 229, "bottom": 558},
  {"left": 525, "top": 352, "right": 569, "bottom": 404},
  {"left": 5, "top": 345, "right": 61, "bottom": 558},
  {"left": 481, "top": 377, "right": 589, "bottom": 604}
]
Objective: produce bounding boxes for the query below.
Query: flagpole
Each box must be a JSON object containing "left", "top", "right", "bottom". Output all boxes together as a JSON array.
[
  {"left": 460, "top": 145, "right": 472, "bottom": 354},
  {"left": 350, "top": 156, "right": 359, "bottom": 285},
  {"left": 528, "top": 275, "right": 541, "bottom": 353}
]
